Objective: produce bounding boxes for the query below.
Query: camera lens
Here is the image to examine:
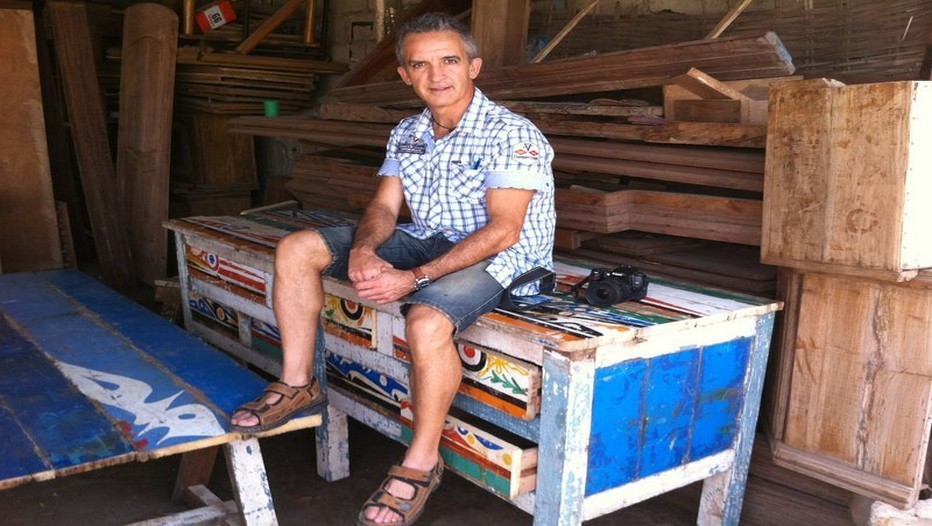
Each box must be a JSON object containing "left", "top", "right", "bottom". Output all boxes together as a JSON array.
[{"left": 586, "top": 280, "right": 624, "bottom": 307}]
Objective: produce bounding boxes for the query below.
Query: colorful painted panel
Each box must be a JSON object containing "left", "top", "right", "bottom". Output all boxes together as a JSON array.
[
  {"left": 473, "top": 260, "right": 773, "bottom": 351},
  {"left": 325, "top": 351, "right": 408, "bottom": 409},
  {"left": 188, "top": 291, "right": 239, "bottom": 341},
  {"left": 400, "top": 403, "right": 537, "bottom": 499},
  {"left": 185, "top": 245, "right": 269, "bottom": 296},
  {"left": 322, "top": 294, "right": 376, "bottom": 348},
  {"left": 249, "top": 318, "right": 283, "bottom": 362},
  {"left": 392, "top": 323, "right": 541, "bottom": 420},
  {"left": 182, "top": 215, "right": 292, "bottom": 248},
  {"left": 584, "top": 337, "right": 752, "bottom": 495},
  {"left": 332, "top": 383, "right": 537, "bottom": 500}
]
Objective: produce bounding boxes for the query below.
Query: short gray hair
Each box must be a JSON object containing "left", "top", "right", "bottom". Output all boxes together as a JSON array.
[{"left": 394, "top": 12, "right": 479, "bottom": 64}]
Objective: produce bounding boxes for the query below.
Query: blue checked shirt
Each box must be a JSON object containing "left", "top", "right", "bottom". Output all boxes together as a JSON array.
[{"left": 377, "top": 89, "right": 555, "bottom": 295}]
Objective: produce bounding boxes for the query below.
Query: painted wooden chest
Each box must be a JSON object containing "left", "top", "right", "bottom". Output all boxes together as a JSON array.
[{"left": 166, "top": 209, "right": 781, "bottom": 525}]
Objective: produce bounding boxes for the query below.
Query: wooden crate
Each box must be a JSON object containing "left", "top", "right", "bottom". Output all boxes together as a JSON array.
[
  {"left": 762, "top": 80, "right": 932, "bottom": 281},
  {"left": 765, "top": 269, "right": 932, "bottom": 508}
]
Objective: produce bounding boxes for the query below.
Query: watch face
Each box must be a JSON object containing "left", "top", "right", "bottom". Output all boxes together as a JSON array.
[{"left": 415, "top": 276, "right": 430, "bottom": 290}]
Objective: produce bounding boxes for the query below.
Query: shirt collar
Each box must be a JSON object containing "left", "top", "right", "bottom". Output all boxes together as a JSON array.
[{"left": 418, "top": 88, "right": 490, "bottom": 138}]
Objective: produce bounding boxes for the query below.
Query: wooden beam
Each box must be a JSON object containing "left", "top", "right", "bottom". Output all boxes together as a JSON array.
[
  {"left": 530, "top": 0, "right": 599, "bottom": 63},
  {"left": 116, "top": 4, "right": 178, "bottom": 285},
  {"left": 331, "top": 32, "right": 795, "bottom": 105},
  {"left": 471, "top": 0, "right": 530, "bottom": 68},
  {"left": 48, "top": 1, "right": 134, "bottom": 291},
  {"left": 668, "top": 68, "right": 752, "bottom": 101},
  {"left": 234, "top": 0, "right": 306, "bottom": 55},
  {"left": 705, "top": 0, "right": 754, "bottom": 39}
]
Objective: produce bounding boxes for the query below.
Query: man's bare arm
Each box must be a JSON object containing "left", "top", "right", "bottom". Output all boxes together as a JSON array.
[
  {"left": 419, "top": 188, "right": 533, "bottom": 280},
  {"left": 348, "top": 176, "right": 405, "bottom": 282}
]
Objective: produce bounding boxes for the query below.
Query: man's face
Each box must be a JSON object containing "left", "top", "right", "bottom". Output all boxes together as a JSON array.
[{"left": 396, "top": 30, "right": 482, "bottom": 112}]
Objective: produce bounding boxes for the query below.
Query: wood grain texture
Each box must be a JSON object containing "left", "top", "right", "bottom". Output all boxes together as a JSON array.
[
  {"left": 331, "top": 32, "right": 795, "bottom": 106},
  {"left": 773, "top": 271, "right": 932, "bottom": 507},
  {"left": 762, "top": 79, "right": 932, "bottom": 277},
  {"left": 117, "top": 3, "right": 178, "bottom": 284},
  {"left": 48, "top": 1, "right": 133, "bottom": 290},
  {"left": 0, "top": 9, "right": 62, "bottom": 272}
]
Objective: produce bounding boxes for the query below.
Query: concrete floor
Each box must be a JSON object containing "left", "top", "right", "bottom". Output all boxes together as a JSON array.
[{"left": 0, "top": 418, "right": 701, "bottom": 526}]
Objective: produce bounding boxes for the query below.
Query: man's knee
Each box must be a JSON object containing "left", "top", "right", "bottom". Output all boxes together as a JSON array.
[
  {"left": 276, "top": 230, "right": 331, "bottom": 271},
  {"left": 405, "top": 305, "right": 454, "bottom": 352}
]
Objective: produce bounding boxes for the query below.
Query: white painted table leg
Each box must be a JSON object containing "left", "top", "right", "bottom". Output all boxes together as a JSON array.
[
  {"left": 316, "top": 405, "right": 350, "bottom": 481},
  {"left": 698, "top": 313, "right": 776, "bottom": 526},
  {"left": 224, "top": 438, "right": 279, "bottom": 526},
  {"left": 533, "top": 351, "right": 596, "bottom": 526},
  {"left": 314, "top": 323, "right": 351, "bottom": 481}
]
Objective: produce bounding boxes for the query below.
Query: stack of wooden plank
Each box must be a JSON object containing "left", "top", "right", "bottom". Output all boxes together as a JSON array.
[
  {"left": 229, "top": 26, "right": 796, "bottom": 295},
  {"left": 761, "top": 79, "right": 932, "bottom": 510},
  {"left": 106, "top": 46, "right": 346, "bottom": 115}
]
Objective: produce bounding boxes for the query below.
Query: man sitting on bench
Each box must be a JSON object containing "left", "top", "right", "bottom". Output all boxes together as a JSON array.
[{"left": 230, "top": 12, "right": 555, "bottom": 526}]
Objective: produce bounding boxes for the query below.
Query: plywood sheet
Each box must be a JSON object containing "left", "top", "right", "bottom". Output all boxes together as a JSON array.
[
  {"left": 0, "top": 9, "right": 62, "bottom": 272},
  {"left": 773, "top": 271, "right": 932, "bottom": 507}
]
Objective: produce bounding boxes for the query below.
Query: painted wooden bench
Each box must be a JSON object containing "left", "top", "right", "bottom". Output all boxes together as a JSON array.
[
  {"left": 0, "top": 269, "right": 321, "bottom": 525},
  {"left": 166, "top": 209, "right": 782, "bottom": 526}
]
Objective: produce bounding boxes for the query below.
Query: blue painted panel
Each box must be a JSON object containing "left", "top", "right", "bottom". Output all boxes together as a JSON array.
[
  {"left": 639, "top": 349, "right": 699, "bottom": 478},
  {"left": 0, "top": 406, "right": 51, "bottom": 481},
  {"left": 585, "top": 359, "right": 646, "bottom": 494},
  {"left": 690, "top": 338, "right": 751, "bottom": 460},
  {"left": 0, "top": 272, "right": 231, "bottom": 450},
  {"left": 586, "top": 339, "right": 751, "bottom": 495},
  {"left": 0, "top": 315, "right": 133, "bottom": 472},
  {"left": 35, "top": 270, "right": 267, "bottom": 413}
]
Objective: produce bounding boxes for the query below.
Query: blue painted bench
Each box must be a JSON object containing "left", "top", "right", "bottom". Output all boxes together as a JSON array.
[{"left": 0, "top": 269, "right": 321, "bottom": 525}]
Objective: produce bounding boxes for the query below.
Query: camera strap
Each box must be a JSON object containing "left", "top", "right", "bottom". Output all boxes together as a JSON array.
[{"left": 498, "top": 266, "right": 556, "bottom": 312}]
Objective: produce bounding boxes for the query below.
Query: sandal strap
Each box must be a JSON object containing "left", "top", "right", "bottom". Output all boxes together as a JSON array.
[
  {"left": 366, "top": 490, "right": 413, "bottom": 515},
  {"left": 386, "top": 464, "right": 435, "bottom": 486},
  {"left": 233, "top": 379, "right": 322, "bottom": 426},
  {"left": 358, "top": 459, "right": 444, "bottom": 525}
]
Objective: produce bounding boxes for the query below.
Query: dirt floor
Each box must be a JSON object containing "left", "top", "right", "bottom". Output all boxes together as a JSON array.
[{"left": 0, "top": 419, "right": 702, "bottom": 525}]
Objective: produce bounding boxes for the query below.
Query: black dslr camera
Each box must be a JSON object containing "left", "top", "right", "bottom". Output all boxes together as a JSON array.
[{"left": 570, "top": 265, "right": 649, "bottom": 307}]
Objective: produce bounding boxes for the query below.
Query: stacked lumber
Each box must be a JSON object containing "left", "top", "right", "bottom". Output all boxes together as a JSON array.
[
  {"left": 329, "top": 32, "right": 795, "bottom": 106},
  {"left": 228, "top": 17, "right": 796, "bottom": 296},
  {"left": 283, "top": 151, "right": 382, "bottom": 213},
  {"left": 529, "top": 0, "right": 932, "bottom": 85},
  {"left": 106, "top": 46, "right": 346, "bottom": 115},
  {"left": 171, "top": 48, "right": 346, "bottom": 114}
]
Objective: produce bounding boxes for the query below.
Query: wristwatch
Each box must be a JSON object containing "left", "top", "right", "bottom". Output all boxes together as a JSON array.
[{"left": 412, "top": 266, "right": 431, "bottom": 291}]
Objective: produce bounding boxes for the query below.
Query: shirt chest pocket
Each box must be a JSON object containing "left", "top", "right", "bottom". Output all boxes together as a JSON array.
[{"left": 449, "top": 166, "right": 486, "bottom": 203}]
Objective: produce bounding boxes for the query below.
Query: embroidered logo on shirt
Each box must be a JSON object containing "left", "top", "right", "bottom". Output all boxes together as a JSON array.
[
  {"left": 398, "top": 135, "right": 426, "bottom": 155},
  {"left": 512, "top": 142, "right": 540, "bottom": 164}
]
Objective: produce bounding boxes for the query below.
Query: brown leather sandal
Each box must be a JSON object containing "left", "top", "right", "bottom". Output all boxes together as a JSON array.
[
  {"left": 356, "top": 458, "right": 444, "bottom": 526},
  {"left": 229, "top": 379, "right": 327, "bottom": 433}
]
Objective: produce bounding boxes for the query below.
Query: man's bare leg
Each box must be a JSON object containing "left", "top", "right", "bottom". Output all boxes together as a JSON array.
[
  {"left": 231, "top": 230, "right": 331, "bottom": 428},
  {"left": 365, "top": 304, "right": 461, "bottom": 524}
]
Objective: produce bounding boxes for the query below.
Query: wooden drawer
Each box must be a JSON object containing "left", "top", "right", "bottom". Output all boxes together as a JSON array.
[
  {"left": 324, "top": 348, "right": 538, "bottom": 499},
  {"left": 392, "top": 316, "right": 542, "bottom": 420}
]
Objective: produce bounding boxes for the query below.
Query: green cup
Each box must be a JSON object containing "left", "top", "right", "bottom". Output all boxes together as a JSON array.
[{"left": 263, "top": 100, "right": 280, "bottom": 117}]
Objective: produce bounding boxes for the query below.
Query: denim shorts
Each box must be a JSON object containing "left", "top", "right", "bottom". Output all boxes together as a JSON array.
[{"left": 315, "top": 226, "right": 505, "bottom": 333}]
